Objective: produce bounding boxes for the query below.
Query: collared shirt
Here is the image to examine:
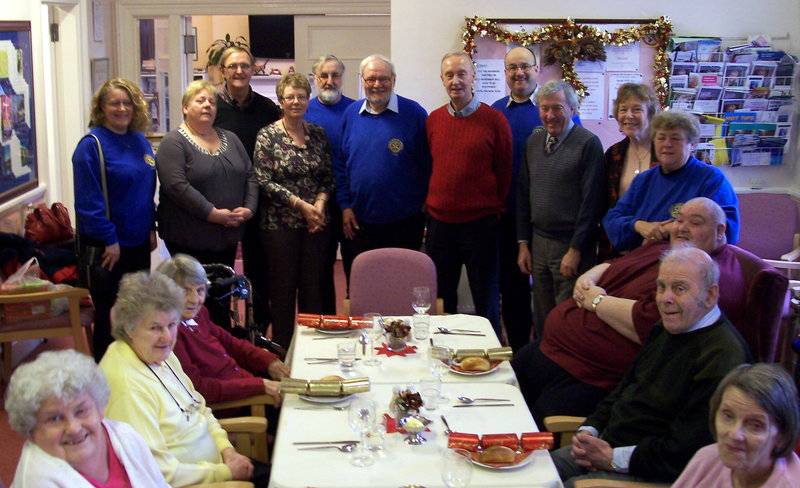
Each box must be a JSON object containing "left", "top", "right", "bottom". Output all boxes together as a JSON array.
[
  {"left": 359, "top": 92, "right": 399, "bottom": 115},
  {"left": 578, "top": 303, "right": 724, "bottom": 473},
  {"left": 505, "top": 90, "right": 536, "bottom": 108},
  {"left": 546, "top": 119, "right": 575, "bottom": 152},
  {"left": 219, "top": 84, "right": 254, "bottom": 109},
  {"left": 446, "top": 94, "right": 480, "bottom": 118}
]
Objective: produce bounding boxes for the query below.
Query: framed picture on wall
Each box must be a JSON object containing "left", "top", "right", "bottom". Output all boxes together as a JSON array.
[
  {"left": 0, "top": 21, "right": 38, "bottom": 205},
  {"left": 91, "top": 58, "right": 109, "bottom": 93}
]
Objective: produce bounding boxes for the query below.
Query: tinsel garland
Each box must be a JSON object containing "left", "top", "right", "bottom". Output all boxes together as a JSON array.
[{"left": 462, "top": 16, "right": 672, "bottom": 106}]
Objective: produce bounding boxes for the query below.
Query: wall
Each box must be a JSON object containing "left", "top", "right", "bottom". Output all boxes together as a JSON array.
[
  {"left": 192, "top": 14, "right": 249, "bottom": 70},
  {"left": 391, "top": 0, "right": 800, "bottom": 192}
]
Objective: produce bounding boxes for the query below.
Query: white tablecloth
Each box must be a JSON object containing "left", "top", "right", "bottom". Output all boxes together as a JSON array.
[
  {"left": 269, "top": 382, "right": 563, "bottom": 488},
  {"left": 287, "top": 314, "right": 516, "bottom": 385}
]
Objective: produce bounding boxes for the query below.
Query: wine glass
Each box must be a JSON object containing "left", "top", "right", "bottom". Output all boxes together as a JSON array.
[
  {"left": 348, "top": 398, "right": 377, "bottom": 467},
  {"left": 412, "top": 286, "right": 432, "bottom": 315},
  {"left": 441, "top": 448, "right": 473, "bottom": 487},
  {"left": 361, "top": 313, "right": 383, "bottom": 366},
  {"left": 428, "top": 345, "right": 452, "bottom": 402}
]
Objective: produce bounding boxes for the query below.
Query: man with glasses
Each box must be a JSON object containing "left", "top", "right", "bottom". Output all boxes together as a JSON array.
[
  {"left": 337, "top": 54, "right": 430, "bottom": 284},
  {"left": 517, "top": 80, "right": 605, "bottom": 340},
  {"left": 491, "top": 46, "right": 582, "bottom": 350},
  {"left": 214, "top": 46, "right": 280, "bottom": 332},
  {"left": 305, "top": 55, "right": 355, "bottom": 314},
  {"left": 426, "top": 51, "right": 512, "bottom": 335}
]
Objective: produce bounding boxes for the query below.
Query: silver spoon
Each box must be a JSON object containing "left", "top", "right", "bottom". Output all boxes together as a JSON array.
[
  {"left": 297, "top": 443, "right": 356, "bottom": 452},
  {"left": 457, "top": 396, "right": 510, "bottom": 404},
  {"left": 358, "top": 331, "right": 369, "bottom": 356}
]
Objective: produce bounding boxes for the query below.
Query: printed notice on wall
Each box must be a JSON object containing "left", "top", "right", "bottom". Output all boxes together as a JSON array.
[
  {"left": 576, "top": 71, "right": 605, "bottom": 120},
  {"left": 606, "top": 43, "right": 641, "bottom": 72},
  {"left": 474, "top": 59, "right": 506, "bottom": 105}
]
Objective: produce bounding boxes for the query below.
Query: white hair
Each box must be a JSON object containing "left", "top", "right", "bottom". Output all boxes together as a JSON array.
[
  {"left": 110, "top": 271, "right": 184, "bottom": 341},
  {"left": 359, "top": 54, "right": 395, "bottom": 77}
]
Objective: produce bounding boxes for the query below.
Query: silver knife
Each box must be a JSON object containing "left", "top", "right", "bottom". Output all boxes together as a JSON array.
[
  {"left": 312, "top": 335, "right": 356, "bottom": 340},
  {"left": 433, "top": 332, "right": 486, "bottom": 336},
  {"left": 292, "top": 440, "right": 359, "bottom": 445},
  {"left": 452, "top": 403, "right": 514, "bottom": 408}
]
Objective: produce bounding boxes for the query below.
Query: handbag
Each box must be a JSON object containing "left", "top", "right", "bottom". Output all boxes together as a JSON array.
[
  {"left": 24, "top": 202, "right": 74, "bottom": 244},
  {"left": 76, "top": 134, "right": 113, "bottom": 289}
]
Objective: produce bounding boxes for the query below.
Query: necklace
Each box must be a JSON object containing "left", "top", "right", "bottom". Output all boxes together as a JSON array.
[
  {"left": 143, "top": 359, "right": 200, "bottom": 422},
  {"left": 631, "top": 142, "right": 650, "bottom": 175},
  {"left": 281, "top": 118, "right": 305, "bottom": 141}
]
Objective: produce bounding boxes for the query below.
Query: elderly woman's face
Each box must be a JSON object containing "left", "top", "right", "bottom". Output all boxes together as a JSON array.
[
  {"left": 654, "top": 128, "right": 693, "bottom": 173},
  {"left": 129, "top": 309, "right": 181, "bottom": 364},
  {"left": 182, "top": 89, "right": 217, "bottom": 126},
  {"left": 181, "top": 283, "right": 207, "bottom": 321},
  {"left": 31, "top": 391, "right": 104, "bottom": 469},
  {"left": 715, "top": 386, "right": 783, "bottom": 475},
  {"left": 616, "top": 97, "right": 650, "bottom": 141},
  {"left": 280, "top": 85, "right": 309, "bottom": 120}
]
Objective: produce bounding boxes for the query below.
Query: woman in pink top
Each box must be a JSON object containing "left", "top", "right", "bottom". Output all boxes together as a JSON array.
[{"left": 673, "top": 363, "right": 800, "bottom": 488}]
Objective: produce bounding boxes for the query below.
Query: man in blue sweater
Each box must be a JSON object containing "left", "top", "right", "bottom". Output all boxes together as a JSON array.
[
  {"left": 337, "top": 54, "right": 430, "bottom": 283},
  {"left": 492, "top": 47, "right": 581, "bottom": 349},
  {"left": 305, "top": 54, "right": 355, "bottom": 312}
]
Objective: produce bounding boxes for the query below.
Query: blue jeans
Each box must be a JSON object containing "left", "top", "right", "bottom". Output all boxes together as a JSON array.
[{"left": 425, "top": 215, "right": 501, "bottom": 334}]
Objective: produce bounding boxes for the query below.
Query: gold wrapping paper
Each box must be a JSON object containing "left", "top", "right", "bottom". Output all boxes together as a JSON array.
[
  {"left": 341, "top": 377, "right": 371, "bottom": 395},
  {"left": 486, "top": 347, "right": 513, "bottom": 361},
  {"left": 307, "top": 380, "right": 344, "bottom": 396},
  {"left": 280, "top": 378, "right": 310, "bottom": 395},
  {"left": 454, "top": 349, "right": 487, "bottom": 361},
  {"left": 280, "top": 377, "right": 371, "bottom": 396}
]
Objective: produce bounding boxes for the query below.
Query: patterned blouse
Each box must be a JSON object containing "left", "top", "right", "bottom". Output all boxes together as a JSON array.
[{"left": 253, "top": 121, "right": 334, "bottom": 230}]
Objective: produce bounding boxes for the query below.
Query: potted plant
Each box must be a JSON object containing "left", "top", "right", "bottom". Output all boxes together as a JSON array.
[{"left": 205, "top": 34, "right": 248, "bottom": 84}]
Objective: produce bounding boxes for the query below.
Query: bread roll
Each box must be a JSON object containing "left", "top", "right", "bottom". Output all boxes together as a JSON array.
[
  {"left": 479, "top": 445, "right": 516, "bottom": 463},
  {"left": 459, "top": 356, "right": 491, "bottom": 372},
  {"left": 320, "top": 375, "right": 344, "bottom": 381}
]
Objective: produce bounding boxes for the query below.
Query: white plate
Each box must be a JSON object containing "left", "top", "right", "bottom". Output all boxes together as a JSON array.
[
  {"left": 448, "top": 361, "right": 502, "bottom": 376},
  {"left": 298, "top": 394, "right": 353, "bottom": 404},
  {"left": 468, "top": 450, "right": 534, "bottom": 470},
  {"left": 316, "top": 327, "right": 358, "bottom": 335}
]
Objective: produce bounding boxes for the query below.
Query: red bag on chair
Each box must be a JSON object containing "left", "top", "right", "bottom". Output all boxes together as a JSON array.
[{"left": 24, "top": 203, "right": 74, "bottom": 244}]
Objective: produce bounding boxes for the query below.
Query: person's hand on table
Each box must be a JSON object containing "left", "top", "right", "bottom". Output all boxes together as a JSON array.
[
  {"left": 571, "top": 431, "right": 614, "bottom": 471},
  {"left": 222, "top": 447, "right": 254, "bottom": 480},
  {"left": 263, "top": 379, "right": 283, "bottom": 406},
  {"left": 267, "top": 359, "right": 290, "bottom": 380}
]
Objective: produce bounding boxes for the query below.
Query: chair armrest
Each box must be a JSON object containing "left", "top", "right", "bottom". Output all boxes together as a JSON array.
[
  {"left": 210, "top": 394, "right": 275, "bottom": 411},
  {"left": 765, "top": 259, "right": 800, "bottom": 271},
  {"left": 342, "top": 298, "right": 351, "bottom": 316},
  {"left": 781, "top": 245, "right": 800, "bottom": 262},
  {"left": 185, "top": 482, "right": 254, "bottom": 488},
  {"left": 435, "top": 297, "right": 445, "bottom": 315},
  {"left": 575, "top": 480, "right": 669, "bottom": 488},
  {"left": 0, "top": 286, "right": 89, "bottom": 304},
  {"left": 218, "top": 416, "right": 267, "bottom": 434},
  {"left": 543, "top": 415, "right": 586, "bottom": 433}
]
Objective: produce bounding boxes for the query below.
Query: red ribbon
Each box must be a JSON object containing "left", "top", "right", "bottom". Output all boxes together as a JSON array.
[{"left": 375, "top": 343, "right": 417, "bottom": 357}]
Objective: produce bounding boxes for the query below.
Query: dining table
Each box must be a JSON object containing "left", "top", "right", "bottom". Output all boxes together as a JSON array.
[
  {"left": 268, "top": 382, "right": 563, "bottom": 487},
  {"left": 286, "top": 314, "right": 517, "bottom": 385}
]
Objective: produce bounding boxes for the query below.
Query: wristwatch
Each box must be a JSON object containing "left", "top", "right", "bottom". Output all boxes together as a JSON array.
[{"left": 591, "top": 294, "right": 606, "bottom": 312}]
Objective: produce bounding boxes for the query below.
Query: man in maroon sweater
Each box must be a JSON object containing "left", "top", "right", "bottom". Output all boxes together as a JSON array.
[
  {"left": 512, "top": 197, "right": 768, "bottom": 425},
  {"left": 425, "top": 51, "right": 512, "bottom": 334}
]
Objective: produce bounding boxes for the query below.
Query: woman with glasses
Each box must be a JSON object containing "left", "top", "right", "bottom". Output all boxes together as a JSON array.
[
  {"left": 99, "top": 271, "right": 266, "bottom": 486},
  {"left": 156, "top": 79, "right": 258, "bottom": 327},
  {"left": 72, "top": 78, "right": 157, "bottom": 360},
  {"left": 252, "top": 72, "right": 334, "bottom": 348}
]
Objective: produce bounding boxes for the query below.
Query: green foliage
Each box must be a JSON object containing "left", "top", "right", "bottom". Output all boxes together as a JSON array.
[{"left": 205, "top": 33, "right": 249, "bottom": 68}]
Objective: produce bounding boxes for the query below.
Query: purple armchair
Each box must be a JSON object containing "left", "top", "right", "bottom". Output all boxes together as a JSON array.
[{"left": 346, "top": 248, "right": 442, "bottom": 316}]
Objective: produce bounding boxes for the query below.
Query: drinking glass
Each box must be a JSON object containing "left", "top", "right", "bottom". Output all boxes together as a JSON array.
[
  {"left": 361, "top": 313, "right": 383, "bottom": 366},
  {"left": 348, "top": 398, "right": 377, "bottom": 467},
  {"left": 428, "top": 345, "right": 452, "bottom": 402},
  {"left": 412, "top": 313, "right": 430, "bottom": 340},
  {"left": 441, "top": 449, "right": 473, "bottom": 487},
  {"left": 419, "top": 376, "right": 441, "bottom": 411},
  {"left": 364, "top": 421, "right": 387, "bottom": 457},
  {"left": 337, "top": 341, "right": 356, "bottom": 370},
  {"left": 412, "top": 286, "right": 432, "bottom": 314}
]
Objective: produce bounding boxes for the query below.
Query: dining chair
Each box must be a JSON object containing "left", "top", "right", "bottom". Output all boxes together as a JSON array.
[
  {"left": 345, "top": 247, "right": 444, "bottom": 316},
  {"left": 0, "top": 286, "right": 93, "bottom": 382},
  {"left": 210, "top": 394, "right": 276, "bottom": 464}
]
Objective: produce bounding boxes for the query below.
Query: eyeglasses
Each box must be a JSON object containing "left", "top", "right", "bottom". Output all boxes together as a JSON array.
[
  {"left": 281, "top": 94, "right": 309, "bottom": 102},
  {"left": 225, "top": 63, "right": 252, "bottom": 72},
  {"left": 363, "top": 76, "right": 392, "bottom": 86},
  {"left": 505, "top": 63, "right": 534, "bottom": 72},
  {"left": 317, "top": 72, "right": 342, "bottom": 80},
  {"left": 540, "top": 104, "right": 566, "bottom": 114}
]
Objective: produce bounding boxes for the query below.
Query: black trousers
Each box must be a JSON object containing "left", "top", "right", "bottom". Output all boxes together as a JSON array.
[
  {"left": 79, "top": 237, "right": 151, "bottom": 361},
  {"left": 499, "top": 211, "right": 533, "bottom": 350},
  {"left": 341, "top": 212, "right": 426, "bottom": 291},
  {"left": 511, "top": 340, "right": 609, "bottom": 429},
  {"left": 320, "top": 200, "right": 344, "bottom": 314},
  {"left": 261, "top": 226, "right": 330, "bottom": 349},
  {"left": 241, "top": 219, "right": 272, "bottom": 332},
  {"left": 164, "top": 241, "right": 238, "bottom": 330}
]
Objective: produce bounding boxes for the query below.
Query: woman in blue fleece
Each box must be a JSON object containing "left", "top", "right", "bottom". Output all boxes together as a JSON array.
[{"left": 72, "top": 78, "right": 156, "bottom": 360}]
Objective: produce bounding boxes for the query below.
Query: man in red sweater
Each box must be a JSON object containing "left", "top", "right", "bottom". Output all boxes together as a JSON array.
[{"left": 425, "top": 51, "right": 513, "bottom": 334}]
